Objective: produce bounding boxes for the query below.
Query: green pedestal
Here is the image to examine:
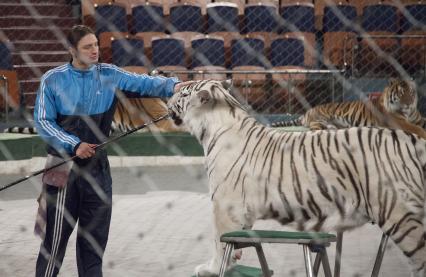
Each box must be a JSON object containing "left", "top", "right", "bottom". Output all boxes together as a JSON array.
[{"left": 191, "top": 264, "right": 271, "bottom": 277}]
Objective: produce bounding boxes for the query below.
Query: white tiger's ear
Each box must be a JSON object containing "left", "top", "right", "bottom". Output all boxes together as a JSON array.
[
  {"left": 195, "top": 89, "right": 211, "bottom": 105},
  {"left": 221, "top": 79, "right": 233, "bottom": 91}
]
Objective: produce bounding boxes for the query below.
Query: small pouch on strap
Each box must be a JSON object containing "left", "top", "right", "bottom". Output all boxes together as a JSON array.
[
  {"left": 41, "top": 155, "right": 73, "bottom": 188},
  {"left": 34, "top": 184, "right": 47, "bottom": 240}
]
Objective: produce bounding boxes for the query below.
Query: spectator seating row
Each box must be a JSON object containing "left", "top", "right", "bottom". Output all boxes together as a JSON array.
[
  {"left": 117, "top": 61, "right": 312, "bottom": 113},
  {"left": 83, "top": 0, "right": 279, "bottom": 16},
  {"left": 100, "top": 29, "right": 425, "bottom": 74},
  {"left": 315, "top": 0, "right": 426, "bottom": 29},
  {"left": 86, "top": 1, "right": 426, "bottom": 70},
  {"left": 0, "top": 41, "right": 20, "bottom": 111},
  {"left": 89, "top": 2, "right": 315, "bottom": 36},
  {"left": 106, "top": 33, "right": 426, "bottom": 91},
  {"left": 0, "top": 37, "right": 305, "bottom": 113},
  {"left": 82, "top": 0, "right": 426, "bottom": 17},
  {"left": 84, "top": 1, "right": 426, "bottom": 35},
  {"left": 104, "top": 34, "right": 316, "bottom": 70}
]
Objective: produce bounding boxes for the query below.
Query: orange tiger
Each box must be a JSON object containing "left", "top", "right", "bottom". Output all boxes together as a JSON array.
[
  {"left": 272, "top": 79, "right": 426, "bottom": 139},
  {"left": 112, "top": 97, "right": 183, "bottom": 133},
  {"left": 4, "top": 98, "right": 181, "bottom": 134}
]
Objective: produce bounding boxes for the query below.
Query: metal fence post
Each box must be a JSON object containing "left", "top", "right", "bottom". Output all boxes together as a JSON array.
[{"left": 0, "top": 74, "right": 8, "bottom": 123}]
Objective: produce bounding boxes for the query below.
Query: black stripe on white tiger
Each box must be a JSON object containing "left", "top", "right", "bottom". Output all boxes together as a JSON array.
[
  {"left": 4, "top": 126, "right": 37, "bottom": 134},
  {"left": 271, "top": 79, "right": 426, "bottom": 139},
  {"left": 167, "top": 80, "right": 426, "bottom": 277}
]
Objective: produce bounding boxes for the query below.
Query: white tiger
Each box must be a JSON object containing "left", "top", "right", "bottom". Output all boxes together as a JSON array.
[{"left": 167, "top": 80, "right": 426, "bottom": 277}]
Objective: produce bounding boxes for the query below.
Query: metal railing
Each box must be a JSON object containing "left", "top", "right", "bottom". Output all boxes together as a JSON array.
[
  {"left": 0, "top": 74, "right": 9, "bottom": 123},
  {"left": 160, "top": 68, "right": 346, "bottom": 114},
  {"left": 344, "top": 34, "right": 426, "bottom": 78}
]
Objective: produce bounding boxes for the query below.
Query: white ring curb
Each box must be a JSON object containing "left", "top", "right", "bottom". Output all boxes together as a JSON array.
[{"left": 0, "top": 156, "right": 205, "bottom": 174}]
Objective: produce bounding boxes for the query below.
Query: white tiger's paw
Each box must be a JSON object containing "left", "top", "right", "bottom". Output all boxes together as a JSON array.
[{"left": 195, "top": 263, "right": 219, "bottom": 277}]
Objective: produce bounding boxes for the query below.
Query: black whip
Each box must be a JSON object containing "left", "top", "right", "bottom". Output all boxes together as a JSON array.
[{"left": 0, "top": 114, "right": 170, "bottom": 192}]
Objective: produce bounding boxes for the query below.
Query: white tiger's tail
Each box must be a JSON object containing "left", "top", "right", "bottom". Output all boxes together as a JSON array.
[
  {"left": 3, "top": 126, "right": 37, "bottom": 134},
  {"left": 270, "top": 116, "right": 303, "bottom": 128}
]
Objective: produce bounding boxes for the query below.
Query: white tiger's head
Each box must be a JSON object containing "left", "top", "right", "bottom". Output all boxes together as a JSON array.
[
  {"left": 383, "top": 78, "right": 418, "bottom": 117},
  {"left": 167, "top": 80, "right": 247, "bottom": 133}
]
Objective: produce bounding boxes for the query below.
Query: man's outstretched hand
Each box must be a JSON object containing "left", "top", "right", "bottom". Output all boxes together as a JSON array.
[
  {"left": 174, "top": 81, "right": 195, "bottom": 93},
  {"left": 76, "top": 142, "right": 97, "bottom": 159}
]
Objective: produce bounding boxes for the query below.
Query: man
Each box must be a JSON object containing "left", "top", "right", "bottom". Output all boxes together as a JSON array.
[{"left": 34, "top": 25, "right": 185, "bottom": 277}]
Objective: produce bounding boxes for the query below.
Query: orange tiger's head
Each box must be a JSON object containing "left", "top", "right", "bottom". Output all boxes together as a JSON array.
[{"left": 382, "top": 79, "right": 417, "bottom": 117}]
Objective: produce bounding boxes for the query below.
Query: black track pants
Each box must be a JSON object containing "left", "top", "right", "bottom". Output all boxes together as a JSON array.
[{"left": 35, "top": 162, "right": 112, "bottom": 277}]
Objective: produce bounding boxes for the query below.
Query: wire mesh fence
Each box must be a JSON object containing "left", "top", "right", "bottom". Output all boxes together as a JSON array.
[
  {"left": 0, "top": 0, "right": 426, "bottom": 276},
  {"left": 0, "top": 0, "right": 425, "bottom": 118}
]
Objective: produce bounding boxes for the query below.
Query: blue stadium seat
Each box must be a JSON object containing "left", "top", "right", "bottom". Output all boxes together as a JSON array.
[
  {"left": 169, "top": 4, "right": 203, "bottom": 33},
  {"left": 361, "top": 4, "right": 398, "bottom": 33},
  {"left": 323, "top": 4, "right": 357, "bottom": 32},
  {"left": 270, "top": 38, "right": 304, "bottom": 67},
  {"left": 231, "top": 37, "right": 268, "bottom": 111},
  {"left": 322, "top": 4, "right": 357, "bottom": 67},
  {"left": 357, "top": 4, "right": 399, "bottom": 75},
  {"left": 132, "top": 4, "right": 165, "bottom": 33},
  {"left": 206, "top": 3, "right": 239, "bottom": 33},
  {"left": 191, "top": 37, "right": 225, "bottom": 68},
  {"left": 243, "top": 4, "right": 279, "bottom": 34},
  {"left": 206, "top": 2, "right": 242, "bottom": 50},
  {"left": 111, "top": 38, "right": 145, "bottom": 67},
  {"left": 270, "top": 36, "right": 307, "bottom": 113},
  {"left": 231, "top": 38, "right": 266, "bottom": 68},
  {"left": 0, "top": 42, "right": 13, "bottom": 70},
  {"left": 152, "top": 37, "right": 185, "bottom": 67},
  {"left": 400, "top": 4, "right": 426, "bottom": 32},
  {"left": 95, "top": 4, "right": 127, "bottom": 35},
  {"left": 280, "top": 3, "right": 315, "bottom": 33}
]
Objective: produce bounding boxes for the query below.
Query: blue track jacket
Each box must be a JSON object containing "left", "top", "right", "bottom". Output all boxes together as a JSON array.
[{"left": 34, "top": 63, "right": 178, "bottom": 156}]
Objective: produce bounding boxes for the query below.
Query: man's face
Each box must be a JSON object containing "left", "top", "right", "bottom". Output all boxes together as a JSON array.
[{"left": 71, "top": 33, "right": 99, "bottom": 66}]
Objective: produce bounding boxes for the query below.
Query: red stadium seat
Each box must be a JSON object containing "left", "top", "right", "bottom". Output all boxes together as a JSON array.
[
  {"left": 230, "top": 37, "right": 267, "bottom": 110},
  {"left": 216, "top": 0, "right": 244, "bottom": 15},
  {"left": 0, "top": 41, "right": 20, "bottom": 110},
  {"left": 271, "top": 66, "right": 307, "bottom": 114},
  {"left": 232, "top": 65, "right": 267, "bottom": 111},
  {"left": 169, "top": 0, "right": 211, "bottom": 15},
  {"left": 99, "top": 32, "right": 129, "bottom": 63},
  {"left": 0, "top": 70, "right": 20, "bottom": 111},
  {"left": 400, "top": 30, "right": 426, "bottom": 75}
]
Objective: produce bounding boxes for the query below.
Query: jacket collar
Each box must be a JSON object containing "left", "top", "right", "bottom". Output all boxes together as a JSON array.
[{"left": 67, "top": 62, "right": 96, "bottom": 74}]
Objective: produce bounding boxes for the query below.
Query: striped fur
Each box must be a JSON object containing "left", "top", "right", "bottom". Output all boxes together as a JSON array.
[
  {"left": 112, "top": 97, "right": 182, "bottom": 133},
  {"left": 272, "top": 79, "right": 426, "bottom": 139},
  {"left": 168, "top": 80, "right": 426, "bottom": 277}
]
